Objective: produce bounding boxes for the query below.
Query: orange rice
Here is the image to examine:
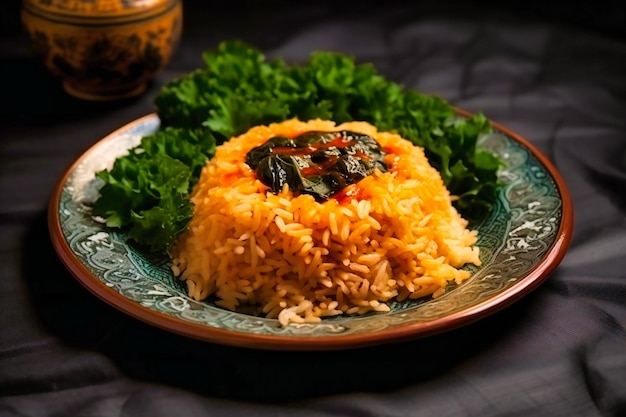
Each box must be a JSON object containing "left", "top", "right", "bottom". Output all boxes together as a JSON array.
[{"left": 170, "top": 119, "right": 481, "bottom": 325}]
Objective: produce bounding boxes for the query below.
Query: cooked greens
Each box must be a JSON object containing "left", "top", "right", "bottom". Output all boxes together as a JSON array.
[
  {"left": 92, "top": 40, "right": 502, "bottom": 254},
  {"left": 245, "top": 131, "right": 388, "bottom": 201}
]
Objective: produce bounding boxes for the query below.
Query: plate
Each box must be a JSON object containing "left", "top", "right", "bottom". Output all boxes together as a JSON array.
[{"left": 48, "top": 112, "right": 573, "bottom": 350}]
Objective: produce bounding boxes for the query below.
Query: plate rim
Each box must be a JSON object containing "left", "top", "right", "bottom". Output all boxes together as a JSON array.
[{"left": 48, "top": 111, "right": 574, "bottom": 351}]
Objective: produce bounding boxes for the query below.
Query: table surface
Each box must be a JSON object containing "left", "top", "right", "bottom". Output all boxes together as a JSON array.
[{"left": 1, "top": 1, "right": 625, "bottom": 416}]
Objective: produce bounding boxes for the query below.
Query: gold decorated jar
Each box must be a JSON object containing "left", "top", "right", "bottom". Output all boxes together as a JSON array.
[{"left": 21, "top": 0, "right": 183, "bottom": 101}]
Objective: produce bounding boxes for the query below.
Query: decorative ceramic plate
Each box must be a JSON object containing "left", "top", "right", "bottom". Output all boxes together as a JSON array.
[{"left": 48, "top": 112, "right": 573, "bottom": 350}]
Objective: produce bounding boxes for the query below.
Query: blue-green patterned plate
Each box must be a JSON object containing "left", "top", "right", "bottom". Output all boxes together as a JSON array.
[{"left": 48, "top": 113, "right": 573, "bottom": 350}]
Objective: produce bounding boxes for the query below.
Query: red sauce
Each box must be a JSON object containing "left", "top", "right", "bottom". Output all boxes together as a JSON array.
[
  {"left": 317, "top": 136, "right": 355, "bottom": 150},
  {"left": 353, "top": 150, "right": 373, "bottom": 161},
  {"left": 270, "top": 135, "right": 355, "bottom": 157},
  {"left": 300, "top": 156, "right": 339, "bottom": 177},
  {"left": 334, "top": 184, "right": 368, "bottom": 204},
  {"left": 220, "top": 172, "right": 239, "bottom": 186},
  {"left": 382, "top": 145, "right": 401, "bottom": 155}
]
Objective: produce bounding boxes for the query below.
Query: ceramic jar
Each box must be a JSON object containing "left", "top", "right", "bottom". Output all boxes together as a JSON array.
[{"left": 21, "top": 0, "right": 183, "bottom": 101}]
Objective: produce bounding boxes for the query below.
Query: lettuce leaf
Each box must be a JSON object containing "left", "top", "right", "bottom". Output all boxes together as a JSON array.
[{"left": 91, "top": 127, "right": 215, "bottom": 253}]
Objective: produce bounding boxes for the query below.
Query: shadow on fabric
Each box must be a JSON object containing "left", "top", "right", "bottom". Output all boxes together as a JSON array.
[
  {"left": 22, "top": 209, "right": 536, "bottom": 404},
  {"left": 0, "top": 56, "right": 149, "bottom": 127}
]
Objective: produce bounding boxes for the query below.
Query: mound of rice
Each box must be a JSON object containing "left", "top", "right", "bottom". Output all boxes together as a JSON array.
[{"left": 170, "top": 119, "right": 481, "bottom": 326}]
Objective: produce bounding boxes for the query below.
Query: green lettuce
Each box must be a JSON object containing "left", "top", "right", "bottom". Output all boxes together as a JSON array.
[{"left": 91, "top": 127, "right": 215, "bottom": 253}]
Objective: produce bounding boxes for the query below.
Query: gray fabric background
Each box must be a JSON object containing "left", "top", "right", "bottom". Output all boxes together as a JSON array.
[{"left": 1, "top": 1, "right": 625, "bottom": 416}]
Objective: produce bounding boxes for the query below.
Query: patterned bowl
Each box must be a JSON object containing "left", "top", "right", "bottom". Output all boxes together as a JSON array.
[{"left": 21, "top": 0, "right": 182, "bottom": 101}]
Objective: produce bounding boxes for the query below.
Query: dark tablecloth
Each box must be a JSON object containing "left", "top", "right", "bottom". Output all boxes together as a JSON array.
[{"left": 1, "top": 1, "right": 625, "bottom": 416}]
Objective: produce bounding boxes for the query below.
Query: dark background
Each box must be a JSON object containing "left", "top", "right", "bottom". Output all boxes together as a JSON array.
[
  {"left": 1, "top": 1, "right": 625, "bottom": 416},
  {"left": 3, "top": 0, "right": 626, "bottom": 126}
]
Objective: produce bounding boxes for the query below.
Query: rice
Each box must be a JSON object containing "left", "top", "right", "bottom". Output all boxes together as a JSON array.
[{"left": 170, "top": 119, "right": 481, "bottom": 325}]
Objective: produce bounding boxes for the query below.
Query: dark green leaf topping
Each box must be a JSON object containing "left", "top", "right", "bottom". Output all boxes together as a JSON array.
[
  {"left": 91, "top": 127, "right": 216, "bottom": 254},
  {"left": 246, "top": 131, "right": 387, "bottom": 200}
]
